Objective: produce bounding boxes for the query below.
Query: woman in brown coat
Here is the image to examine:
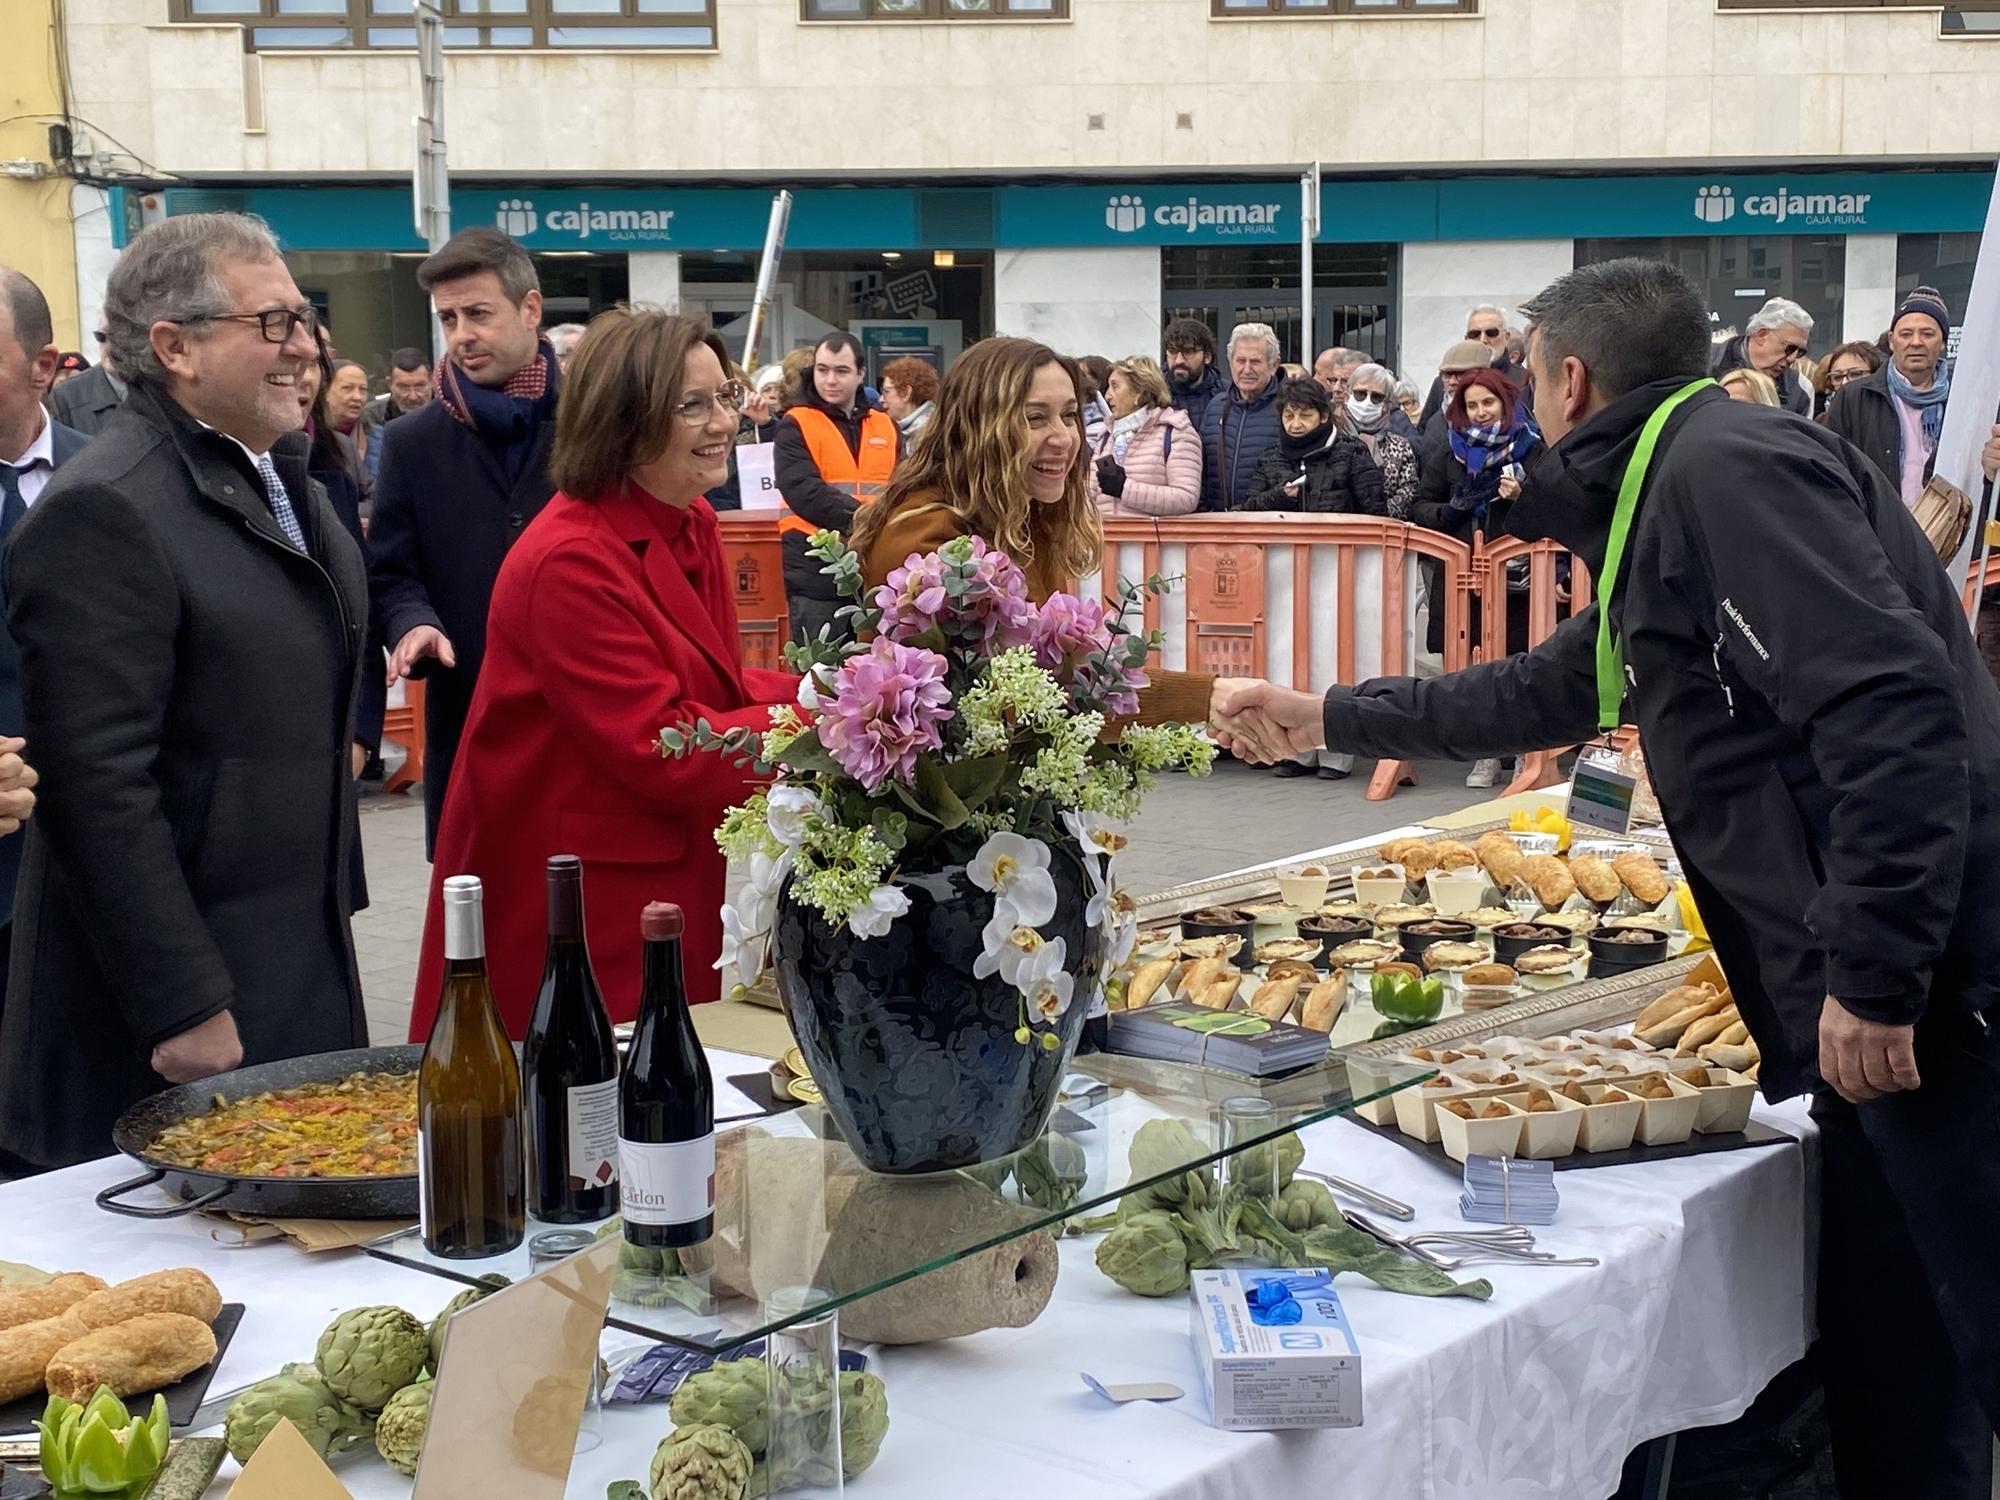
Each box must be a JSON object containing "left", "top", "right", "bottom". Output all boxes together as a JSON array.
[{"left": 852, "top": 337, "right": 1216, "bottom": 728}]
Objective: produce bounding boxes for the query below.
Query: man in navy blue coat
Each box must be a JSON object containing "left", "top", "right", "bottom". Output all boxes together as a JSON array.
[
  {"left": 1198, "top": 322, "right": 1288, "bottom": 513},
  {"left": 368, "top": 228, "right": 559, "bottom": 856},
  {"left": 0, "top": 267, "right": 69, "bottom": 979}
]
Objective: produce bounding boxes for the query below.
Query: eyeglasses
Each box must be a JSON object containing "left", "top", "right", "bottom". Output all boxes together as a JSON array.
[
  {"left": 1827, "top": 365, "right": 1869, "bottom": 385},
  {"left": 181, "top": 305, "right": 320, "bottom": 344},
  {"left": 675, "top": 380, "right": 746, "bottom": 427},
  {"left": 1779, "top": 340, "right": 1808, "bottom": 359}
]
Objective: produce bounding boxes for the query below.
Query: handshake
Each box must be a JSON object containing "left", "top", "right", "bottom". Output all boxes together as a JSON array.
[{"left": 1206, "top": 679, "right": 1329, "bottom": 765}]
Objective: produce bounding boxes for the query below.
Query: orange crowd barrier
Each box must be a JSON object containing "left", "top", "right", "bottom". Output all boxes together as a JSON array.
[{"left": 382, "top": 677, "right": 425, "bottom": 794}]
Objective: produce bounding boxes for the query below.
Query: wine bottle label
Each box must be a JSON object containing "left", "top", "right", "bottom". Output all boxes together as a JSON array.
[
  {"left": 566, "top": 1079, "right": 621, "bottom": 1191},
  {"left": 617, "top": 1134, "right": 715, "bottom": 1226}
]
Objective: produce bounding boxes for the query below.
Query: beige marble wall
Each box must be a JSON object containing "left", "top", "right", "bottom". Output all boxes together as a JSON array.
[{"left": 62, "top": 0, "right": 2000, "bottom": 178}]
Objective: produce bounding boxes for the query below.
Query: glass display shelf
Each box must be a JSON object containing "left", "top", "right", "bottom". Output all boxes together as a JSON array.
[{"left": 363, "top": 1051, "right": 1433, "bottom": 1354}]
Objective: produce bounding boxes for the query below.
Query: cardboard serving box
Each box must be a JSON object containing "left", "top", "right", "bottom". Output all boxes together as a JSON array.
[{"left": 1190, "top": 1268, "right": 1363, "bottom": 1431}]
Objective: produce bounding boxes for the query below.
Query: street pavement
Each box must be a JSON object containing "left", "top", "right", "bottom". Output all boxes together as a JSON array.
[{"left": 353, "top": 757, "right": 1496, "bottom": 1043}]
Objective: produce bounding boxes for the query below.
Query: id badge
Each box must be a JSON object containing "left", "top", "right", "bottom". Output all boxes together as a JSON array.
[{"left": 1568, "top": 745, "right": 1639, "bottom": 834}]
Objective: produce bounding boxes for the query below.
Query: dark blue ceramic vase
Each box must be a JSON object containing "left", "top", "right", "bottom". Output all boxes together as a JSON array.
[{"left": 772, "top": 845, "right": 1101, "bottom": 1174}]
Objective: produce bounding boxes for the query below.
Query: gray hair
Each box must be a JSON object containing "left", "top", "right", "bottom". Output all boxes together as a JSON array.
[
  {"left": 1391, "top": 377, "right": 1419, "bottom": 405},
  {"left": 1349, "top": 361, "right": 1397, "bottom": 393},
  {"left": 1228, "top": 321, "right": 1281, "bottom": 364},
  {"left": 1467, "top": 304, "right": 1510, "bottom": 325},
  {"left": 546, "top": 322, "right": 587, "bottom": 354},
  {"left": 1746, "top": 297, "right": 1814, "bottom": 337},
  {"left": 0, "top": 267, "right": 53, "bottom": 358},
  {"left": 103, "top": 212, "right": 283, "bottom": 389},
  {"left": 1520, "top": 258, "right": 1710, "bottom": 404},
  {"left": 750, "top": 363, "right": 785, "bottom": 392}
]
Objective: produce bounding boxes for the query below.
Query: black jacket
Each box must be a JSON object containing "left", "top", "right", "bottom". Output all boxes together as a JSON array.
[
  {"left": 1, "top": 386, "right": 370, "bottom": 1167},
  {"left": 1821, "top": 366, "right": 1929, "bottom": 500},
  {"left": 1710, "top": 334, "right": 1812, "bottom": 416},
  {"left": 1170, "top": 363, "right": 1227, "bottom": 436},
  {"left": 774, "top": 391, "right": 892, "bottom": 601},
  {"left": 1409, "top": 428, "right": 1543, "bottom": 543},
  {"left": 368, "top": 387, "right": 559, "bottom": 854},
  {"left": 0, "top": 421, "right": 87, "bottom": 931},
  {"left": 1320, "top": 382, "right": 2000, "bottom": 1100},
  {"left": 47, "top": 365, "right": 125, "bottom": 437},
  {"left": 1199, "top": 373, "right": 1287, "bottom": 514},
  {"left": 1244, "top": 430, "right": 1387, "bottom": 516}
]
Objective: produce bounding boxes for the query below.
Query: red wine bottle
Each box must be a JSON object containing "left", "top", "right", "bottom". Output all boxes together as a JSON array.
[
  {"left": 419, "top": 875, "right": 526, "bottom": 1259},
  {"left": 618, "top": 902, "right": 715, "bottom": 1249},
  {"left": 523, "top": 856, "right": 620, "bottom": 1224}
]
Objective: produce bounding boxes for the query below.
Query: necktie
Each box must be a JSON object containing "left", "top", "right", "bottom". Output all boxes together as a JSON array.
[
  {"left": 253, "top": 452, "right": 307, "bottom": 551},
  {"left": 0, "top": 462, "right": 27, "bottom": 546}
]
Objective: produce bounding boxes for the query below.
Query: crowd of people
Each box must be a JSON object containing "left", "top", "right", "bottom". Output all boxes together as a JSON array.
[{"left": 0, "top": 210, "right": 1998, "bottom": 1494}]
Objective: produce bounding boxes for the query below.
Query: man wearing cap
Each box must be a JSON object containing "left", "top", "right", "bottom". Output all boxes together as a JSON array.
[{"left": 1825, "top": 286, "right": 1953, "bottom": 510}]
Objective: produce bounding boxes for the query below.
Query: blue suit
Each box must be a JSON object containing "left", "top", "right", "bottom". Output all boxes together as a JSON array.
[{"left": 0, "top": 420, "right": 88, "bottom": 932}]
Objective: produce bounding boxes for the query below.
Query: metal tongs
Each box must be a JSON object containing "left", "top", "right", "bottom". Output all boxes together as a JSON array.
[
  {"left": 1293, "top": 1167, "right": 1416, "bottom": 1222},
  {"left": 1344, "top": 1210, "right": 1601, "bottom": 1270}
]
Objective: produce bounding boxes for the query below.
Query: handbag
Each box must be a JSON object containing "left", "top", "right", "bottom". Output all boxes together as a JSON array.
[{"left": 1911, "top": 473, "right": 1972, "bottom": 563}]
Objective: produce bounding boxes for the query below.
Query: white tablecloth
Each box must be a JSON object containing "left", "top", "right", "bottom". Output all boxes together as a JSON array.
[{"left": 3, "top": 1051, "right": 1814, "bottom": 1500}]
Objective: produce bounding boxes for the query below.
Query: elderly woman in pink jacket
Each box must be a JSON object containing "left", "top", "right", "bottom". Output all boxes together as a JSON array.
[{"left": 1087, "top": 356, "right": 1202, "bottom": 516}]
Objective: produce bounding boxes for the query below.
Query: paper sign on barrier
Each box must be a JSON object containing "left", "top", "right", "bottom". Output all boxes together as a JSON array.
[{"left": 735, "top": 442, "right": 785, "bottom": 513}]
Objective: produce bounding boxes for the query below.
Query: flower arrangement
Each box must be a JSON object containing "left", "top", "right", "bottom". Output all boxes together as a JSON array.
[{"left": 662, "top": 530, "right": 1214, "bottom": 1048}]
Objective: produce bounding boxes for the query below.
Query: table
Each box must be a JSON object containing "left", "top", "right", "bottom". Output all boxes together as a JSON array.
[{"left": 3, "top": 1054, "right": 1813, "bottom": 1500}]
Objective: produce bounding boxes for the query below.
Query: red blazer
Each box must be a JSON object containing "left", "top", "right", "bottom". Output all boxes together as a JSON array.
[{"left": 410, "top": 484, "right": 796, "bottom": 1040}]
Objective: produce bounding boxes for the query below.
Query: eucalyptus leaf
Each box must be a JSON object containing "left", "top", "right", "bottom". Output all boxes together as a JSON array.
[
  {"left": 912, "top": 756, "right": 972, "bottom": 830},
  {"left": 938, "top": 753, "right": 1009, "bottom": 812}
]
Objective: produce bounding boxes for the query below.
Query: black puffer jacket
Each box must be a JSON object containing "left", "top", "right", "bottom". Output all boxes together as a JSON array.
[
  {"left": 1320, "top": 381, "right": 2000, "bottom": 1101},
  {"left": 1243, "top": 429, "right": 1386, "bottom": 515}
]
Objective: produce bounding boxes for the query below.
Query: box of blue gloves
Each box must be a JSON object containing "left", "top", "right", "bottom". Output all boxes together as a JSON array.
[{"left": 1190, "top": 1268, "right": 1362, "bottom": 1430}]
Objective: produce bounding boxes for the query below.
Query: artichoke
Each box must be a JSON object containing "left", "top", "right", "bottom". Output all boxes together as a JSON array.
[
  {"left": 1233, "top": 1131, "right": 1306, "bottom": 1198},
  {"left": 223, "top": 1363, "right": 376, "bottom": 1465},
  {"left": 1093, "top": 1210, "right": 1191, "bottom": 1296},
  {"left": 648, "top": 1423, "right": 754, "bottom": 1500},
  {"left": 427, "top": 1274, "right": 511, "bottom": 1372},
  {"left": 35, "top": 1387, "right": 168, "bottom": 1495},
  {"left": 667, "top": 1359, "right": 769, "bottom": 1453},
  {"left": 837, "top": 1370, "right": 890, "bottom": 1479},
  {"left": 1275, "top": 1178, "right": 1340, "bottom": 1233},
  {"left": 373, "top": 1379, "right": 433, "bottom": 1477},
  {"left": 1013, "top": 1136, "right": 1088, "bottom": 1220},
  {"left": 315, "top": 1305, "right": 431, "bottom": 1411}
]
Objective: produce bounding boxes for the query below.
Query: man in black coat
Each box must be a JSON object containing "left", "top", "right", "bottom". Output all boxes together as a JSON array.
[
  {"left": 0, "top": 267, "right": 84, "bottom": 986},
  {"left": 46, "top": 316, "right": 127, "bottom": 437},
  {"left": 1215, "top": 258, "right": 2000, "bottom": 1499},
  {"left": 369, "top": 228, "right": 559, "bottom": 856},
  {"left": 1708, "top": 295, "right": 1814, "bottom": 417},
  {"left": 1823, "top": 285, "right": 1953, "bottom": 509},
  {"left": 1, "top": 213, "right": 370, "bottom": 1171}
]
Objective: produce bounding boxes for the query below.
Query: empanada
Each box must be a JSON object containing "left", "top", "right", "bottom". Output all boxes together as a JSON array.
[
  {"left": 1194, "top": 975, "right": 1242, "bottom": 1011},
  {"left": 1398, "top": 843, "right": 1441, "bottom": 881},
  {"left": 0, "top": 1273, "right": 107, "bottom": 1334},
  {"left": 1674, "top": 1011, "right": 1738, "bottom": 1056},
  {"left": 72, "top": 1269, "right": 222, "bottom": 1332},
  {"left": 1612, "top": 851, "right": 1671, "bottom": 907},
  {"left": 1430, "top": 840, "right": 1479, "bottom": 872},
  {"left": 0, "top": 1310, "right": 86, "bottom": 1403},
  {"left": 1476, "top": 831, "right": 1525, "bottom": 888},
  {"left": 1520, "top": 854, "right": 1576, "bottom": 911},
  {"left": 1635, "top": 983, "right": 1717, "bottom": 1032},
  {"left": 1176, "top": 957, "right": 1226, "bottom": 1000},
  {"left": 1125, "top": 957, "right": 1175, "bottom": 1009},
  {"left": 1568, "top": 854, "right": 1622, "bottom": 905},
  {"left": 44, "top": 1312, "right": 219, "bottom": 1404},
  {"left": 1248, "top": 976, "right": 1301, "bottom": 1022},
  {"left": 1299, "top": 976, "right": 1345, "bottom": 1032}
]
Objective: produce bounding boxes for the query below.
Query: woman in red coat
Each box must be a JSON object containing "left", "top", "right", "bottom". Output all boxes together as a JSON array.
[{"left": 410, "top": 311, "right": 797, "bottom": 1038}]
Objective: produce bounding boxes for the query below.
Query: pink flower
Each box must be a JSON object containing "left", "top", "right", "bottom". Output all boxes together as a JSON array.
[
  {"left": 874, "top": 538, "right": 1037, "bottom": 650},
  {"left": 872, "top": 552, "right": 951, "bottom": 641},
  {"left": 1033, "top": 591, "right": 1148, "bottom": 717},
  {"left": 820, "top": 637, "right": 955, "bottom": 791}
]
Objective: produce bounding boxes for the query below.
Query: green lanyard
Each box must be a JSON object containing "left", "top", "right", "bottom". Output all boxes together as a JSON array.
[{"left": 1595, "top": 378, "right": 1714, "bottom": 731}]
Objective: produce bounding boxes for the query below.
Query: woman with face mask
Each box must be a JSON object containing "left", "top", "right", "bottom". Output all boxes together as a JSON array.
[{"left": 1341, "top": 363, "right": 1420, "bottom": 520}]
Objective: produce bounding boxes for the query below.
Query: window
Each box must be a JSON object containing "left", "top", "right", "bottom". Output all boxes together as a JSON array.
[
  {"left": 1575, "top": 235, "right": 1847, "bottom": 358},
  {"left": 172, "top": 0, "right": 717, "bottom": 48},
  {"left": 800, "top": 0, "right": 1065, "bottom": 19},
  {"left": 1213, "top": 0, "right": 1474, "bottom": 15}
]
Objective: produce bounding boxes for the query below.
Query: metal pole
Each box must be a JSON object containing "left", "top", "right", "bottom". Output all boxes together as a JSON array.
[
  {"left": 413, "top": 1, "right": 451, "bottom": 360},
  {"left": 739, "top": 190, "right": 793, "bottom": 373},
  {"left": 1299, "top": 161, "right": 1321, "bottom": 365}
]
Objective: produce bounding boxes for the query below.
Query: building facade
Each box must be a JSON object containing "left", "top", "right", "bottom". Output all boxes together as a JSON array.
[{"left": 44, "top": 0, "right": 2000, "bottom": 391}]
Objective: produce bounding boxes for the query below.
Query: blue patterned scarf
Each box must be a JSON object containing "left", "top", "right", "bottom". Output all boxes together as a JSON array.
[
  {"left": 1448, "top": 413, "right": 1540, "bottom": 520},
  {"left": 1886, "top": 362, "right": 1950, "bottom": 451}
]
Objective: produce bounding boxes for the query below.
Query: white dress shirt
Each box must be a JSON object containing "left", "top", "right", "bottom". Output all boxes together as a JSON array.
[{"left": 2, "top": 411, "right": 57, "bottom": 508}]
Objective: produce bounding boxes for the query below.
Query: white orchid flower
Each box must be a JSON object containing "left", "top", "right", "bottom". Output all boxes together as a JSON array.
[
  {"left": 846, "top": 882, "right": 911, "bottom": 941},
  {"left": 1018, "top": 935, "right": 1074, "bottom": 1020},
  {"left": 1081, "top": 845, "right": 1113, "bottom": 928},
  {"left": 766, "top": 784, "right": 823, "bottom": 849},
  {"left": 1104, "top": 891, "right": 1139, "bottom": 971},
  {"left": 713, "top": 905, "right": 767, "bottom": 993},
  {"left": 968, "top": 831, "right": 1057, "bottom": 927},
  {"left": 733, "top": 847, "right": 793, "bottom": 935},
  {"left": 973, "top": 898, "right": 1022, "bottom": 980}
]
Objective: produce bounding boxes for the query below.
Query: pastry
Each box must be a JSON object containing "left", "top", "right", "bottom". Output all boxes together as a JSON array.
[
  {"left": 1520, "top": 855, "right": 1576, "bottom": 911},
  {"left": 1248, "top": 975, "right": 1302, "bottom": 1022},
  {"left": 1330, "top": 939, "right": 1399, "bottom": 967},
  {"left": 1475, "top": 830, "right": 1525, "bottom": 888},
  {"left": 1698, "top": 1042, "right": 1757, "bottom": 1073},
  {"left": 1568, "top": 854, "right": 1622, "bottom": 905},
  {"left": 72, "top": 1269, "right": 222, "bottom": 1332},
  {"left": 1635, "top": 983, "right": 1719, "bottom": 1033},
  {"left": 1253, "top": 939, "right": 1321, "bottom": 965},
  {"left": 0, "top": 1310, "right": 88, "bottom": 1403},
  {"left": 1194, "top": 974, "right": 1242, "bottom": 1010},
  {"left": 1398, "top": 843, "right": 1442, "bottom": 881},
  {"left": 1316, "top": 900, "right": 1374, "bottom": 921},
  {"left": 1515, "top": 945, "right": 1583, "bottom": 975},
  {"left": 1674, "top": 1009, "right": 1740, "bottom": 1056},
  {"left": 1299, "top": 976, "right": 1345, "bottom": 1032},
  {"left": 1524, "top": 1089, "right": 1558, "bottom": 1114},
  {"left": 1440, "top": 1099, "right": 1478, "bottom": 1120},
  {"left": 1125, "top": 958, "right": 1174, "bottom": 1009},
  {"left": 44, "top": 1312, "right": 219, "bottom": 1404},
  {"left": 1477, "top": 1101, "right": 1516, "bottom": 1121},
  {"left": 1177, "top": 933, "right": 1244, "bottom": 962},
  {"left": 1430, "top": 839, "right": 1479, "bottom": 872},
  {"left": 1612, "top": 851, "right": 1671, "bottom": 907},
  {"left": 1636, "top": 990, "right": 1733, "bottom": 1049},
  {"left": 1463, "top": 906, "right": 1516, "bottom": 930},
  {"left": 1377, "top": 838, "right": 1423, "bottom": 864},
  {"left": 1372, "top": 903, "right": 1437, "bottom": 929},
  {"left": 1264, "top": 958, "right": 1321, "bottom": 985},
  {"left": 0, "top": 1273, "right": 109, "bottom": 1334},
  {"left": 1421, "top": 941, "right": 1489, "bottom": 972},
  {"left": 1679, "top": 1066, "right": 1714, "bottom": 1088},
  {"left": 1715, "top": 1019, "right": 1750, "bottom": 1047},
  {"left": 1633, "top": 1075, "right": 1678, "bottom": 1100},
  {"left": 1557, "top": 1082, "right": 1593, "bottom": 1106},
  {"left": 1462, "top": 963, "right": 1516, "bottom": 987},
  {"left": 1531, "top": 908, "right": 1597, "bottom": 934},
  {"left": 1177, "top": 957, "right": 1227, "bottom": 1000}
]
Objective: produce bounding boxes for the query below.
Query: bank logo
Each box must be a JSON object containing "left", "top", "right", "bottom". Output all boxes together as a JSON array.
[
  {"left": 1693, "top": 185, "right": 1735, "bottom": 224},
  {"left": 1105, "top": 194, "right": 1146, "bottom": 233},
  {"left": 496, "top": 198, "right": 539, "bottom": 237}
]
